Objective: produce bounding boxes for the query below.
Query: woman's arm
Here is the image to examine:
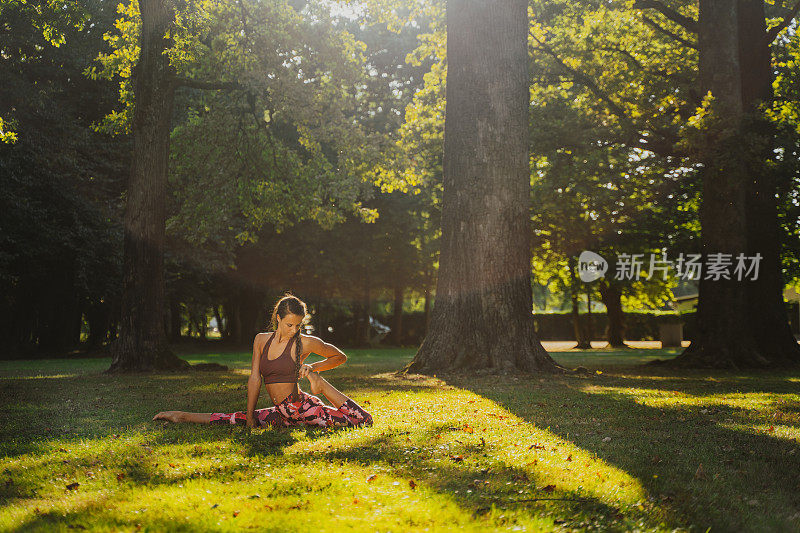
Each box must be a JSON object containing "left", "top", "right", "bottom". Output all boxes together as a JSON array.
[
  {"left": 302, "top": 335, "right": 347, "bottom": 373},
  {"left": 246, "top": 334, "right": 264, "bottom": 427}
]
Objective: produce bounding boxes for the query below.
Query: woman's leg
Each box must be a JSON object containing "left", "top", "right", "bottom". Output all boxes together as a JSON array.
[
  {"left": 304, "top": 374, "right": 373, "bottom": 427},
  {"left": 153, "top": 406, "right": 285, "bottom": 427},
  {"left": 307, "top": 372, "right": 347, "bottom": 408},
  {"left": 152, "top": 411, "right": 212, "bottom": 423}
]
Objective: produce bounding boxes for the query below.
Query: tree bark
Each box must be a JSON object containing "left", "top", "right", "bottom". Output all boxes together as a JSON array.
[
  {"left": 599, "top": 280, "right": 627, "bottom": 348},
  {"left": 405, "top": 0, "right": 564, "bottom": 374},
  {"left": 585, "top": 289, "right": 595, "bottom": 343},
  {"left": 658, "top": 0, "right": 767, "bottom": 369},
  {"left": 423, "top": 285, "right": 431, "bottom": 333},
  {"left": 108, "top": 0, "right": 187, "bottom": 371},
  {"left": 738, "top": 0, "right": 800, "bottom": 366},
  {"left": 169, "top": 297, "right": 181, "bottom": 341},
  {"left": 571, "top": 292, "right": 591, "bottom": 350}
]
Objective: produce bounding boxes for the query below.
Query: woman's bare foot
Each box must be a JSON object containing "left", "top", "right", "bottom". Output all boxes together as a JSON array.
[
  {"left": 153, "top": 411, "right": 184, "bottom": 423},
  {"left": 307, "top": 371, "right": 324, "bottom": 395}
]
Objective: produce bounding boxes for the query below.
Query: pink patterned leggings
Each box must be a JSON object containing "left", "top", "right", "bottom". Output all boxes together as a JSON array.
[{"left": 209, "top": 390, "right": 373, "bottom": 429}]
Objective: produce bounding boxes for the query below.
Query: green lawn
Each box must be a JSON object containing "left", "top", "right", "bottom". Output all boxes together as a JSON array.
[{"left": 1, "top": 346, "right": 799, "bottom": 532}]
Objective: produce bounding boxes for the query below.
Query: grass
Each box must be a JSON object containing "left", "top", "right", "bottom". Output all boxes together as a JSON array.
[{"left": 1, "top": 345, "right": 799, "bottom": 532}]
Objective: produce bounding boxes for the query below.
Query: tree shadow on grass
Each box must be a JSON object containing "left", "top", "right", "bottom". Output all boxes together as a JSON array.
[
  {"left": 438, "top": 370, "right": 800, "bottom": 532},
  {"left": 0, "top": 366, "right": 427, "bottom": 460}
]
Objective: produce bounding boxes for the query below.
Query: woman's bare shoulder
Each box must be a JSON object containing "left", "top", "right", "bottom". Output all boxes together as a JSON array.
[
  {"left": 253, "top": 331, "right": 273, "bottom": 346},
  {"left": 299, "top": 334, "right": 325, "bottom": 349}
]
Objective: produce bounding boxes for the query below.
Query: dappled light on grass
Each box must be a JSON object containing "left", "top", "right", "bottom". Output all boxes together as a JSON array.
[{"left": 2, "top": 349, "right": 800, "bottom": 531}]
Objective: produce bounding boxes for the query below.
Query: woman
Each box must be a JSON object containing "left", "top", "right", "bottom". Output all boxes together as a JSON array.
[{"left": 153, "top": 294, "right": 373, "bottom": 429}]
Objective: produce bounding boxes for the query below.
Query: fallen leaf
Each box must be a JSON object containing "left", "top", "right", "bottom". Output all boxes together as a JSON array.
[
  {"left": 694, "top": 463, "right": 706, "bottom": 480},
  {"left": 353, "top": 498, "right": 359, "bottom": 504},
  {"left": 232, "top": 511, "right": 239, "bottom": 518},
  {"left": 210, "top": 504, "right": 219, "bottom": 509},
  {"left": 450, "top": 455, "right": 464, "bottom": 463},
  {"left": 66, "top": 482, "right": 79, "bottom": 491},
  {"left": 366, "top": 474, "right": 378, "bottom": 483},
  {"left": 463, "top": 425, "right": 474, "bottom": 433},
  {"left": 528, "top": 443, "right": 545, "bottom": 450},
  {"left": 409, "top": 480, "right": 417, "bottom": 490},
  {"left": 542, "top": 484, "right": 556, "bottom": 493},
  {"left": 566, "top": 454, "right": 572, "bottom": 462},
  {"left": 116, "top": 473, "right": 125, "bottom": 481}
]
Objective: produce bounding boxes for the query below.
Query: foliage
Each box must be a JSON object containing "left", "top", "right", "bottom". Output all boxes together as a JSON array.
[{"left": 0, "top": 0, "right": 128, "bottom": 353}]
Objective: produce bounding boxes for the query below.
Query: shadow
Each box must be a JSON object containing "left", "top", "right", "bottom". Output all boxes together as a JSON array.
[{"left": 433, "top": 369, "right": 800, "bottom": 531}]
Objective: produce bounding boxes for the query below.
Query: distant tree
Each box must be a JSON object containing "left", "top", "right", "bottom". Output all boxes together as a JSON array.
[{"left": 92, "top": 0, "right": 381, "bottom": 368}]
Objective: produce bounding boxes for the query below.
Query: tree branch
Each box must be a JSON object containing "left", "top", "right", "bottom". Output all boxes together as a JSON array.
[
  {"left": 633, "top": 0, "right": 698, "bottom": 34},
  {"left": 530, "top": 33, "right": 681, "bottom": 157},
  {"left": 766, "top": 0, "right": 800, "bottom": 43},
  {"left": 640, "top": 14, "right": 697, "bottom": 49},
  {"left": 597, "top": 45, "right": 692, "bottom": 84},
  {"left": 531, "top": 35, "right": 631, "bottom": 129}
]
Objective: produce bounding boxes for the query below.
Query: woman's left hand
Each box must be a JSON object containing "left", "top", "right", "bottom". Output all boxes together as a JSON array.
[{"left": 298, "top": 363, "right": 314, "bottom": 379}]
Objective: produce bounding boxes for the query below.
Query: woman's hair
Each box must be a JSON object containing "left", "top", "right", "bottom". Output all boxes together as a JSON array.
[{"left": 270, "top": 293, "right": 309, "bottom": 379}]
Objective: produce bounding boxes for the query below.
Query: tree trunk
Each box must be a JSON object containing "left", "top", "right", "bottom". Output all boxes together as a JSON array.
[
  {"left": 169, "top": 297, "right": 181, "bottom": 341},
  {"left": 423, "top": 285, "right": 431, "bottom": 334},
  {"left": 585, "top": 289, "right": 594, "bottom": 343},
  {"left": 392, "top": 285, "right": 404, "bottom": 345},
  {"left": 739, "top": 0, "right": 800, "bottom": 367},
  {"left": 224, "top": 301, "right": 239, "bottom": 342},
  {"left": 659, "top": 0, "right": 767, "bottom": 369},
  {"left": 599, "top": 280, "right": 627, "bottom": 348},
  {"left": 108, "top": 0, "right": 187, "bottom": 371},
  {"left": 571, "top": 292, "right": 591, "bottom": 350},
  {"left": 86, "top": 302, "right": 111, "bottom": 350},
  {"left": 405, "top": 0, "right": 564, "bottom": 374}
]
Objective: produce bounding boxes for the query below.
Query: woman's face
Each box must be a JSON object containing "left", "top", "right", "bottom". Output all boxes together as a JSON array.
[{"left": 278, "top": 313, "right": 304, "bottom": 339}]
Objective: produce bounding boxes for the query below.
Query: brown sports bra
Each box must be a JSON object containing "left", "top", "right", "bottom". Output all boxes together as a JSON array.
[{"left": 259, "top": 332, "right": 299, "bottom": 384}]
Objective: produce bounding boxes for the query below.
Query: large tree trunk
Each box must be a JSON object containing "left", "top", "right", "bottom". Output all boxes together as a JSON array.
[
  {"left": 599, "top": 281, "right": 627, "bottom": 348},
  {"left": 661, "top": 0, "right": 767, "bottom": 369},
  {"left": 738, "top": 0, "right": 800, "bottom": 367},
  {"left": 168, "top": 296, "right": 182, "bottom": 342},
  {"left": 108, "top": 0, "right": 187, "bottom": 371},
  {"left": 405, "top": 0, "right": 563, "bottom": 374},
  {"left": 423, "top": 285, "right": 431, "bottom": 333}
]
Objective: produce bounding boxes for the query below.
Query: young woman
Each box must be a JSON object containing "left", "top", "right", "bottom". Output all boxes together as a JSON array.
[{"left": 153, "top": 294, "right": 373, "bottom": 429}]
